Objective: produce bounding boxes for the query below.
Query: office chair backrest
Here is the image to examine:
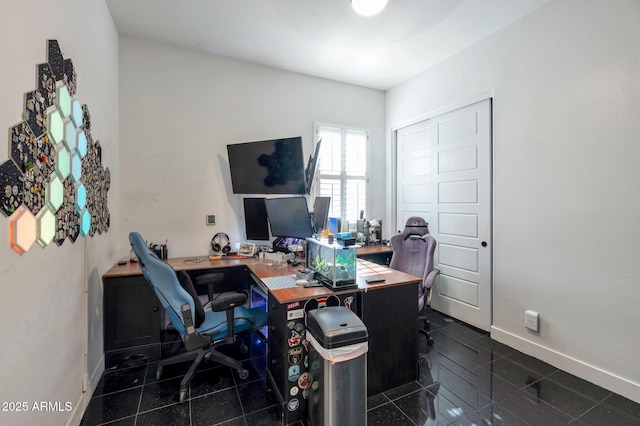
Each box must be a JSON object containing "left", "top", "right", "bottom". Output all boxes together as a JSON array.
[
  {"left": 129, "top": 231, "right": 195, "bottom": 337},
  {"left": 389, "top": 217, "right": 436, "bottom": 312}
]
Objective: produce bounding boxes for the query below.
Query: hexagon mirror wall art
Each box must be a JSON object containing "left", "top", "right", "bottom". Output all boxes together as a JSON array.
[{"left": 3, "top": 40, "right": 110, "bottom": 255}]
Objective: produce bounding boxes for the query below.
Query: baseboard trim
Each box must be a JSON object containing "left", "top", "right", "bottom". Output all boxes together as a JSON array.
[
  {"left": 89, "top": 354, "right": 105, "bottom": 396},
  {"left": 491, "top": 326, "right": 640, "bottom": 404},
  {"left": 66, "top": 355, "right": 105, "bottom": 426}
]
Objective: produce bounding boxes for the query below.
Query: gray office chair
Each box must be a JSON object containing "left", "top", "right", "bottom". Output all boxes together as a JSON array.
[
  {"left": 389, "top": 217, "right": 439, "bottom": 345},
  {"left": 129, "top": 231, "right": 267, "bottom": 403}
]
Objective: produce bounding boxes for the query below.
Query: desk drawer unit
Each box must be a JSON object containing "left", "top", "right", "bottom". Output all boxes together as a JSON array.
[{"left": 267, "top": 291, "right": 359, "bottom": 425}]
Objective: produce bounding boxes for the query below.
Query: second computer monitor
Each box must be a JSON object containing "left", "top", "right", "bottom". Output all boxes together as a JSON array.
[
  {"left": 312, "top": 196, "right": 331, "bottom": 232},
  {"left": 264, "top": 197, "right": 314, "bottom": 239},
  {"left": 243, "top": 197, "right": 270, "bottom": 241}
]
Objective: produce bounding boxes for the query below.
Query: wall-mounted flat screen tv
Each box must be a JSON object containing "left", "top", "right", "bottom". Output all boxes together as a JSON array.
[{"left": 227, "top": 136, "right": 306, "bottom": 194}]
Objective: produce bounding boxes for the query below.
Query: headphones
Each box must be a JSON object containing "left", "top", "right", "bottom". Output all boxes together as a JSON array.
[{"left": 211, "top": 232, "right": 231, "bottom": 254}]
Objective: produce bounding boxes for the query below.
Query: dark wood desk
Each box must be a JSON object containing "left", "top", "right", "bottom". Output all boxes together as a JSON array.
[{"left": 102, "top": 246, "right": 418, "bottom": 423}]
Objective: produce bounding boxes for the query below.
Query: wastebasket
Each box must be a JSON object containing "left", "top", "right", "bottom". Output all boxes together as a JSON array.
[{"left": 306, "top": 306, "right": 368, "bottom": 426}]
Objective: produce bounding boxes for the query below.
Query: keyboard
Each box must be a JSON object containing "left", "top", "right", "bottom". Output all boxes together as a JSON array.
[{"left": 261, "top": 275, "right": 299, "bottom": 290}]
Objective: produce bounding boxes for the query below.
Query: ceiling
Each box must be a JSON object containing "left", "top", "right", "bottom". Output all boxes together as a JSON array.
[{"left": 105, "top": 0, "right": 551, "bottom": 90}]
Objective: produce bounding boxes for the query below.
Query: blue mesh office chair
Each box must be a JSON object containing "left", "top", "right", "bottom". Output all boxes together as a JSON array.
[
  {"left": 389, "top": 217, "right": 439, "bottom": 345},
  {"left": 129, "top": 232, "right": 267, "bottom": 403}
]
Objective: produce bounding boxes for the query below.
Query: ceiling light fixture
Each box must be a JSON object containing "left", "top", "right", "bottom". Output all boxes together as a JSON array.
[{"left": 351, "top": 0, "right": 388, "bottom": 17}]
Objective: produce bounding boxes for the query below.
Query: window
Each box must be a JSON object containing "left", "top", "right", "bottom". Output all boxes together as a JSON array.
[{"left": 314, "top": 124, "right": 368, "bottom": 223}]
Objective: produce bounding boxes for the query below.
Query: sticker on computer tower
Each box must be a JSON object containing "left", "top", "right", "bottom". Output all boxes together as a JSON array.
[
  {"left": 288, "top": 365, "right": 300, "bottom": 382},
  {"left": 298, "top": 372, "right": 311, "bottom": 390},
  {"left": 344, "top": 295, "right": 354, "bottom": 310},
  {"left": 287, "top": 308, "right": 304, "bottom": 320},
  {"left": 289, "top": 347, "right": 303, "bottom": 365},
  {"left": 287, "top": 398, "right": 299, "bottom": 411},
  {"left": 288, "top": 330, "right": 302, "bottom": 347}
]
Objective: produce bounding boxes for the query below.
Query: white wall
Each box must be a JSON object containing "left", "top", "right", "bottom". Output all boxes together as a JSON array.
[
  {"left": 387, "top": 0, "right": 640, "bottom": 403},
  {"left": 118, "top": 36, "right": 385, "bottom": 258},
  {"left": 0, "top": 1, "right": 119, "bottom": 425}
]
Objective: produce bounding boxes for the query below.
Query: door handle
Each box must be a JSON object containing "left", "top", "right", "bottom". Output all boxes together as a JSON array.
[{"left": 481, "top": 241, "right": 488, "bottom": 247}]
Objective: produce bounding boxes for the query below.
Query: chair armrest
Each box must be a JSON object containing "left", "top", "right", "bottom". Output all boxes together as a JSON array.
[
  {"left": 208, "top": 292, "right": 249, "bottom": 343},
  {"left": 424, "top": 267, "right": 440, "bottom": 290},
  {"left": 210, "top": 291, "right": 248, "bottom": 312}
]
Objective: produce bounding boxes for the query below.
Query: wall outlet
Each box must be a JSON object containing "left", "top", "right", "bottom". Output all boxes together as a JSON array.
[
  {"left": 206, "top": 215, "right": 216, "bottom": 226},
  {"left": 525, "top": 310, "right": 539, "bottom": 332}
]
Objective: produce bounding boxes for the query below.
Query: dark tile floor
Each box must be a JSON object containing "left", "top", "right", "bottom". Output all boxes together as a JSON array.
[{"left": 81, "top": 311, "right": 640, "bottom": 425}]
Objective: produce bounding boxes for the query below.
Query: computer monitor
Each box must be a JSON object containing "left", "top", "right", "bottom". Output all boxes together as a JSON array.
[
  {"left": 311, "top": 196, "right": 331, "bottom": 232},
  {"left": 326, "top": 217, "right": 341, "bottom": 235},
  {"left": 304, "top": 138, "right": 322, "bottom": 194},
  {"left": 243, "top": 197, "right": 270, "bottom": 241},
  {"left": 264, "top": 197, "right": 314, "bottom": 239}
]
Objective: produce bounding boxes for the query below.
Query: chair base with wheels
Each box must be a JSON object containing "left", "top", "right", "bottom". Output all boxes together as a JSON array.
[
  {"left": 156, "top": 334, "right": 250, "bottom": 403},
  {"left": 419, "top": 315, "right": 434, "bottom": 345}
]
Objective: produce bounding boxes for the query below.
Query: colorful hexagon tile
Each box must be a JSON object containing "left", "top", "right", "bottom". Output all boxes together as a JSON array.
[
  {"left": 79, "top": 209, "right": 91, "bottom": 236},
  {"left": 75, "top": 182, "right": 86, "bottom": 210},
  {"left": 55, "top": 144, "right": 71, "bottom": 180},
  {"left": 45, "top": 172, "right": 63, "bottom": 212},
  {"left": 71, "top": 99, "right": 83, "bottom": 128},
  {"left": 71, "top": 154, "right": 82, "bottom": 182},
  {"left": 56, "top": 83, "right": 72, "bottom": 118},
  {"left": 36, "top": 207, "right": 55, "bottom": 248},
  {"left": 9, "top": 205, "right": 37, "bottom": 255},
  {"left": 46, "top": 105, "right": 64, "bottom": 144},
  {"left": 76, "top": 130, "right": 87, "bottom": 158},
  {"left": 63, "top": 119, "right": 78, "bottom": 152}
]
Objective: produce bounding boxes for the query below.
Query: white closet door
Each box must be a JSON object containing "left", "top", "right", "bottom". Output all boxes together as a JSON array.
[
  {"left": 396, "top": 120, "right": 432, "bottom": 232},
  {"left": 395, "top": 99, "right": 492, "bottom": 331}
]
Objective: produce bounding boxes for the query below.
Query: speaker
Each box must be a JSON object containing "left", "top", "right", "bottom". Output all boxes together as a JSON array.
[{"left": 211, "top": 232, "right": 231, "bottom": 254}]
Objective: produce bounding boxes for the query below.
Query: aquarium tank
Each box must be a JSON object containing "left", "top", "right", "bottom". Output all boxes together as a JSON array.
[{"left": 306, "top": 238, "right": 357, "bottom": 289}]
